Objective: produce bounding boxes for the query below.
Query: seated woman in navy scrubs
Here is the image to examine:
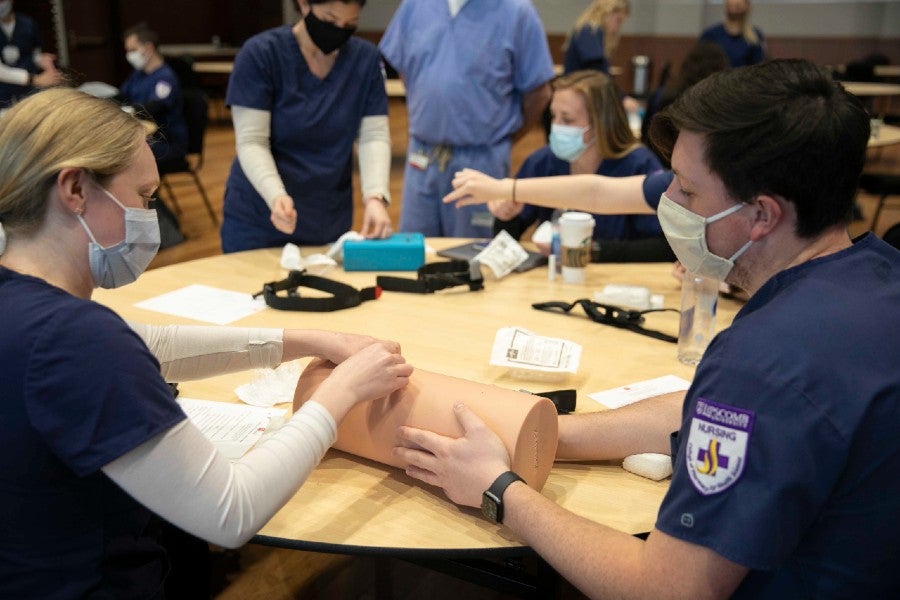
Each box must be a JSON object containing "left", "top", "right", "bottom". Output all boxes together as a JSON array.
[
  {"left": 222, "top": 0, "right": 393, "bottom": 252},
  {"left": 493, "top": 70, "right": 673, "bottom": 263},
  {"left": 0, "top": 88, "right": 412, "bottom": 598}
]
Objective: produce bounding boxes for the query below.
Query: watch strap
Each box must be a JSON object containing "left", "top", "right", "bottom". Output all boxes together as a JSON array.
[{"left": 483, "top": 470, "right": 524, "bottom": 524}]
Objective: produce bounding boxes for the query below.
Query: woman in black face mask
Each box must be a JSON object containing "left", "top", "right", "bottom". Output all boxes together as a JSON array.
[{"left": 222, "top": 0, "right": 395, "bottom": 254}]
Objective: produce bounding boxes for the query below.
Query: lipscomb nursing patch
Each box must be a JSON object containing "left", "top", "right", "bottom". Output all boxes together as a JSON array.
[{"left": 685, "top": 398, "right": 755, "bottom": 495}]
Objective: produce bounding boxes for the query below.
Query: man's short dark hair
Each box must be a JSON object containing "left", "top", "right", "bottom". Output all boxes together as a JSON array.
[
  {"left": 123, "top": 23, "right": 159, "bottom": 48},
  {"left": 650, "top": 59, "right": 870, "bottom": 238}
]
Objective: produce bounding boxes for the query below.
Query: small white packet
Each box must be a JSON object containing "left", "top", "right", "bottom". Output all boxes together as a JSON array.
[
  {"left": 490, "top": 326, "right": 581, "bottom": 381},
  {"left": 235, "top": 361, "right": 302, "bottom": 407},
  {"left": 325, "top": 231, "right": 365, "bottom": 262},
  {"left": 531, "top": 220, "right": 553, "bottom": 246},
  {"left": 280, "top": 243, "right": 303, "bottom": 270},
  {"left": 474, "top": 230, "right": 529, "bottom": 278},
  {"left": 280, "top": 243, "right": 337, "bottom": 275},
  {"left": 622, "top": 453, "right": 673, "bottom": 481}
]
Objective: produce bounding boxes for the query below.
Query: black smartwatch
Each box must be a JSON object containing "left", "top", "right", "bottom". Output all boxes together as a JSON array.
[{"left": 481, "top": 471, "right": 524, "bottom": 524}]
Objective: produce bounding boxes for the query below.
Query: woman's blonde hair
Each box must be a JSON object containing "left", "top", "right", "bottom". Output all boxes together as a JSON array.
[
  {"left": 726, "top": 0, "right": 758, "bottom": 45},
  {"left": 564, "top": 0, "right": 631, "bottom": 58},
  {"left": 0, "top": 87, "right": 146, "bottom": 237},
  {"left": 740, "top": 1, "right": 758, "bottom": 46},
  {"left": 554, "top": 69, "right": 638, "bottom": 159}
]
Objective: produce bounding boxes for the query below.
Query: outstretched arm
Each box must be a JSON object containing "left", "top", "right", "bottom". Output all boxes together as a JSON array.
[{"left": 444, "top": 169, "right": 656, "bottom": 215}]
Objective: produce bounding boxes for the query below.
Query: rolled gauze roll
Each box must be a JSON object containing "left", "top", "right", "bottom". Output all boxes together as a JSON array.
[{"left": 293, "top": 359, "right": 559, "bottom": 490}]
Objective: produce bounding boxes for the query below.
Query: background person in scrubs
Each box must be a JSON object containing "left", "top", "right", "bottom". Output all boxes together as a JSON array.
[
  {"left": 491, "top": 70, "right": 671, "bottom": 263},
  {"left": 0, "top": 0, "right": 61, "bottom": 106},
  {"left": 379, "top": 0, "right": 554, "bottom": 238},
  {"left": 119, "top": 23, "right": 189, "bottom": 167},
  {"left": 222, "top": 0, "right": 392, "bottom": 253},
  {"left": 562, "top": 0, "right": 630, "bottom": 77},
  {"left": 700, "top": 0, "right": 765, "bottom": 68}
]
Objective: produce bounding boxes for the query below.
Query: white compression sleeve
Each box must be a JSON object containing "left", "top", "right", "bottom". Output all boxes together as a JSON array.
[
  {"left": 232, "top": 105, "right": 288, "bottom": 208},
  {"left": 102, "top": 401, "right": 337, "bottom": 549},
  {"left": 127, "top": 321, "right": 283, "bottom": 382},
  {"left": 0, "top": 62, "right": 29, "bottom": 85},
  {"left": 357, "top": 115, "right": 391, "bottom": 202}
]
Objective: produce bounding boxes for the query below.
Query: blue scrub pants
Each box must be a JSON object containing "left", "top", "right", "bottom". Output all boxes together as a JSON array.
[{"left": 399, "top": 136, "right": 512, "bottom": 238}]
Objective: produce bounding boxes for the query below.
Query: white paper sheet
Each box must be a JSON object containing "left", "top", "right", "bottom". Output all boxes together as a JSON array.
[
  {"left": 586, "top": 374, "right": 692, "bottom": 409},
  {"left": 135, "top": 284, "right": 266, "bottom": 325},
  {"left": 490, "top": 327, "right": 581, "bottom": 374},
  {"left": 177, "top": 397, "right": 287, "bottom": 459}
]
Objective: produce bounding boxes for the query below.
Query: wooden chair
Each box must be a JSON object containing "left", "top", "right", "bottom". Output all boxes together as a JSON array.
[{"left": 158, "top": 88, "right": 218, "bottom": 225}]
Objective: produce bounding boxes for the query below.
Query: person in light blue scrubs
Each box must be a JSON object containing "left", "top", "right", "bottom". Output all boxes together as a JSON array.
[
  {"left": 379, "top": 0, "right": 554, "bottom": 238},
  {"left": 222, "top": 0, "right": 390, "bottom": 252}
]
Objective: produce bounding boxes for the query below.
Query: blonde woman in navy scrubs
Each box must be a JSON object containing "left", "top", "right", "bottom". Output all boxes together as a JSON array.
[
  {"left": 222, "top": 0, "right": 393, "bottom": 252},
  {"left": 0, "top": 88, "right": 412, "bottom": 597}
]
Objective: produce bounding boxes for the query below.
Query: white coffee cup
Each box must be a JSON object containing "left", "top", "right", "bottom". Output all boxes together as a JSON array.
[{"left": 557, "top": 211, "right": 595, "bottom": 284}]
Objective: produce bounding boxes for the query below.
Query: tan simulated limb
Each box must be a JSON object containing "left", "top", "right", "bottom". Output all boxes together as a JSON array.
[
  {"left": 294, "top": 358, "right": 559, "bottom": 490},
  {"left": 444, "top": 168, "right": 656, "bottom": 215}
]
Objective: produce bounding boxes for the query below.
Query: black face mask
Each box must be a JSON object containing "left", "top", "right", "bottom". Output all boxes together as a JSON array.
[{"left": 304, "top": 8, "right": 356, "bottom": 54}]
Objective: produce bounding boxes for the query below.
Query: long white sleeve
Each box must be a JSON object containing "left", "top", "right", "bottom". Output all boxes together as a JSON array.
[
  {"left": 0, "top": 62, "right": 29, "bottom": 85},
  {"left": 128, "top": 321, "right": 283, "bottom": 382},
  {"left": 102, "top": 401, "right": 337, "bottom": 549},
  {"left": 357, "top": 115, "right": 391, "bottom": 202},
  {"left": 232, "top": 105, "right": 288, "bottom": 208}
]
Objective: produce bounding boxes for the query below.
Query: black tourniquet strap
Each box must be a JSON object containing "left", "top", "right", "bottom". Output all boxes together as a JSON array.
[
  {"left": 254, "top": 270, "right": 380, "bottom": 312},
  {"left": 533, "top": 298, "right": 679, "bottom": 343},
  {"left": 376, "top": 260, "right": 484, "bottom": 294}
]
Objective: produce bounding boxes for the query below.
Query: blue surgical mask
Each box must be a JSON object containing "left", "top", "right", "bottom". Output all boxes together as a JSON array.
[
  {"left": 77, "top": 187, "right": 160, "bottom": 289},
  {"left": 549, "top": 124, "right": 592, "bottom": 162}
]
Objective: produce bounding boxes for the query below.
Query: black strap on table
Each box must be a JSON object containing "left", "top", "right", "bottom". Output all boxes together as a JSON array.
[
  {"left": 376, "top": 260, "right": 484, "bottom": 294},
  {"left": 253, "top": 270, "right": 380, "bottom": 312},
  {"left": 532, "top": 298, "right": 679, "bottom": 343},
  {"left": 533, "top": 389, "right": 577, "bottom": 415}
]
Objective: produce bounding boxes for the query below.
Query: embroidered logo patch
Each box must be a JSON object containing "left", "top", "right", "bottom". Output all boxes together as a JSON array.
[
  {"left": 685, "top": 398, "right": 754, "bottom": 495},
  {"left": 155, "top": 81, "right": 172, "bottom": 100}
]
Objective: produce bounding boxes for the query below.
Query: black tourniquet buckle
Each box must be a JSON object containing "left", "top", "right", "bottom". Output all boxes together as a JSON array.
[{"left": 376, "top": 260, "right": 484, "bottom": 294}]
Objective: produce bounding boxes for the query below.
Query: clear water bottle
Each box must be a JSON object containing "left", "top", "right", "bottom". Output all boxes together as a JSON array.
[{"left": 677, "top": 274, "right": 718, "bottom": 366}]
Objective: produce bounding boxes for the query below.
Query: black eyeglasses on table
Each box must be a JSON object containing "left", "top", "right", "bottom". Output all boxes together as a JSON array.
[{"left": 532, "top": 298, "right": 680, "bottom": 343}]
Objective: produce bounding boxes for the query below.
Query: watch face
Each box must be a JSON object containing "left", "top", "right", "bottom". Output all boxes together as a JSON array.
[{"left": 481, "top": 492, "right": 500, "bottom": 523}]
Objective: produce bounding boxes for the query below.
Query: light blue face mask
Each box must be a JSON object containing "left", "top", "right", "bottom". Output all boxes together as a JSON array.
[
  {"left": 549, "top": 124, "right": 592, "bottom": 162},
  {"left": 77, "top": 187, "right": 160, "bottom": 289}
]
